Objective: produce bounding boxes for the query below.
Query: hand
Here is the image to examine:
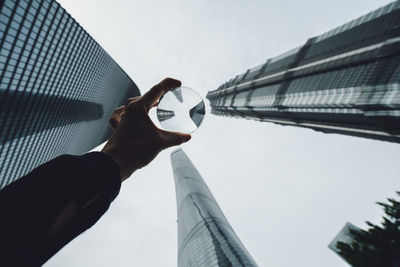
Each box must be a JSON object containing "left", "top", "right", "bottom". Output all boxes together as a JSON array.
[{"left": 102, "top": 78, "right": 191, "bottom": 181}]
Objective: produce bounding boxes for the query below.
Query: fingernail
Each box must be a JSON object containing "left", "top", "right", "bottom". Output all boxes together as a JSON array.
[{"left": 184, "top": 135, "right": 191, "bottom": 142}]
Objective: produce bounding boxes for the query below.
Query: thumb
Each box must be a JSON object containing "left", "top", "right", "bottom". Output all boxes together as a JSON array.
[{"left": 160, "top": 130, "right": 191, "bottom": 149}]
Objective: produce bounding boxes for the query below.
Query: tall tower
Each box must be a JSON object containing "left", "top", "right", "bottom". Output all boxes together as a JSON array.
[
  {"left": 0, "top": 0, "right": 140, "bottom": 188},
  {"left": 171, "top": 148, "right": 257, "bottom": 267},
  {"left": 328, "top": 222, "right": 362, "bottom": 265},
  {"left": 206, "top": 1, "right": 400, "bottom": 143}
]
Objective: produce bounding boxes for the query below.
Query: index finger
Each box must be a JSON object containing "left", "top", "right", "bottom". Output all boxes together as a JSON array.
[{"left": 140, "top": 78, "right": 181, "bottom": 112}]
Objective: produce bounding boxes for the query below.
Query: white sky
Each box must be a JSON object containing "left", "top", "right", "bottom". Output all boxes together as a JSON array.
[{"left": 47, "top": 0, "right": 399, "bottom": 266}]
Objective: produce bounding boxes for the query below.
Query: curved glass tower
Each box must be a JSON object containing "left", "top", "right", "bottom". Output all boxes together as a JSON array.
[
  {"left": 0, "top": 0, "right": 140, "bottom": 188},
  {"left": 171, "top": 149, "right": 257, "bottom": 267}
]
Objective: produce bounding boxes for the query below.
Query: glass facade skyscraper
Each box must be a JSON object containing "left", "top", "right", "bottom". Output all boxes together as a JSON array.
[
  {"left": 171, "top": 149, "right": 258, "bottom": 267},
  {"left": 207, "top": 1, "right": 400, "bottom": 143},
  {"left": 328, "top": 222, "right": 362, "bottom": 264},
  {"left": 0, "top": 0, "right": 140, "bottom": 188}
]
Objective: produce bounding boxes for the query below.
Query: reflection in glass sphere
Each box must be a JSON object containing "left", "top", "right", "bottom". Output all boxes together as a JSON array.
[{"left": 157, "top": 86, "right": 205, "bottom": 134}]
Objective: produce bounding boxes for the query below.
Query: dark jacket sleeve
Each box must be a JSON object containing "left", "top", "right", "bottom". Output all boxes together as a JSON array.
[{"left": 0, "top": 152, "right": 121, "bottom": 266}]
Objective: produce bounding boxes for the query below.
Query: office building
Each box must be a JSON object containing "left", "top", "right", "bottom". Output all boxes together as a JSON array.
[
  {"left": 171, "top": 148, "right": 258, "bottom": 267},
  {"left": 0, "top": 0, "right": 139, "bottom": 188},
  {"left": 207, "top": 2, "right": 400, "bottom": 143},
  {"left": 329, "top": 222, "right": 362, "bottom": 264}
]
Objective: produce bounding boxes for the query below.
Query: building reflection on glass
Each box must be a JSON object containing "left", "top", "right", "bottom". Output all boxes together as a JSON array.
[
  {"left": 157, "top": 87, "right": 205, "bottom": 133},
  {"left": 157, "top": 108, "right": 176, "bottom": 123},
  {"left": 189, "top": 101, "right": 206, "bottom": 127}
]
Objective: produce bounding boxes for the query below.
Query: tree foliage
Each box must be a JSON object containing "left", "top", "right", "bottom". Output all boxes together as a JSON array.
[{"left": 336, "top": 192, "right": 400, "bottom": 267}]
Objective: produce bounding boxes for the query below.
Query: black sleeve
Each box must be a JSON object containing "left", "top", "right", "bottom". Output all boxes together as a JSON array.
[{"left": 0, "top": 152, "right": 121, "bottom": 266}]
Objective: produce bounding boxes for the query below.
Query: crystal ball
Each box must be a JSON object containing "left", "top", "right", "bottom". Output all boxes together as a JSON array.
[{"left": 157, "top": 86, "right": 205, "bottom": 134}]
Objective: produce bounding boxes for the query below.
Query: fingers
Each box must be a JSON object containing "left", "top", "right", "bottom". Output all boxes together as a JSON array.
[
  {"left": 140, "top": 78, "right": 181, "bottom": 112},
  {"left": 159, "top": 129, "right": 191, "bottom": 149},
  {"left": 109, "top": 105, "right": 125, "bottom": 130}
]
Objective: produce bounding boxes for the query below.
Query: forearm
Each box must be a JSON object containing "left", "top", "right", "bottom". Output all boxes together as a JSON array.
[{"left": 0, "top": 152, "right": 121, "bottom": 266}]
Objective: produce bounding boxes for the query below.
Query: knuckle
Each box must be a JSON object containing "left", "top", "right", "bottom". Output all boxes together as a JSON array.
[
  {"left": 128, "top": 100, "right": 146, "bottom": 113},
  {"left": 125, "top": 96, "right": 140, "bottom": 106}
]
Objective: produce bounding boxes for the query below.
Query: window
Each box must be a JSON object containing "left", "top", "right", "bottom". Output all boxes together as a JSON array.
[{"left": 1, "top": 6, "right": 13, "bottom": 17}]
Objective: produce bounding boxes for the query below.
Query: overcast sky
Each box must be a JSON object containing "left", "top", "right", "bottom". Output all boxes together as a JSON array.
[{"left": 47, "top": 0, "right": 398, "bottom": 266}]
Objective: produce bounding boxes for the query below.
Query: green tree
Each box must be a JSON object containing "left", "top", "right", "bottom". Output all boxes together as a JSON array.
[{"left": 336, "top": 192, "right": 400, "bottom": 267}]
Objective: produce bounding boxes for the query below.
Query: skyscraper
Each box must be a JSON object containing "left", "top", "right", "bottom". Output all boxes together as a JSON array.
[
  {"left": 328, "top": 222, "right": 362, "bottom": 264},
  {"left": 0, "top": 0, "right": 140, "bottom": 188},
  {"left": 206, "top": 1, "right": 400, "bottom": 143},
  {"left": 171, "top": 148, "right": 258, "bottom": 267}
]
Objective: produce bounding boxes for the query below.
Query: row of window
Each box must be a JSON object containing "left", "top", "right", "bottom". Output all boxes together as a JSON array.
[
  {"left": 0, "top": 24, "right": 77, "bottom": 78},
  {"left": 0, "top": 0, "right": 137, "bottom": 187},
  {"left": 0, "top": 27, "right": 88, "bottom": 95},
  {"left": 304, "top": 10, "right": 398, "bottom": 62},
  {"left": 315, "top": 1, "right": 398, "bottom": 43},
  {"left": 0, "top": 123, "right": 79, "bottom": 187},
  {"left": 179, "top": 218, "right": 256, "bottom": 266},
  {"left": 211, "top": 56, "right": 399, "bottom": 109},
  {"left": 211, "top": 5, "right": 398, "bottom": 96}
]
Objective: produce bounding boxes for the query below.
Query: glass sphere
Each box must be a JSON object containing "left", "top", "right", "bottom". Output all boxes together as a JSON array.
[{"left": 157, "top": 86, "right": 205, "bottom": 134}]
